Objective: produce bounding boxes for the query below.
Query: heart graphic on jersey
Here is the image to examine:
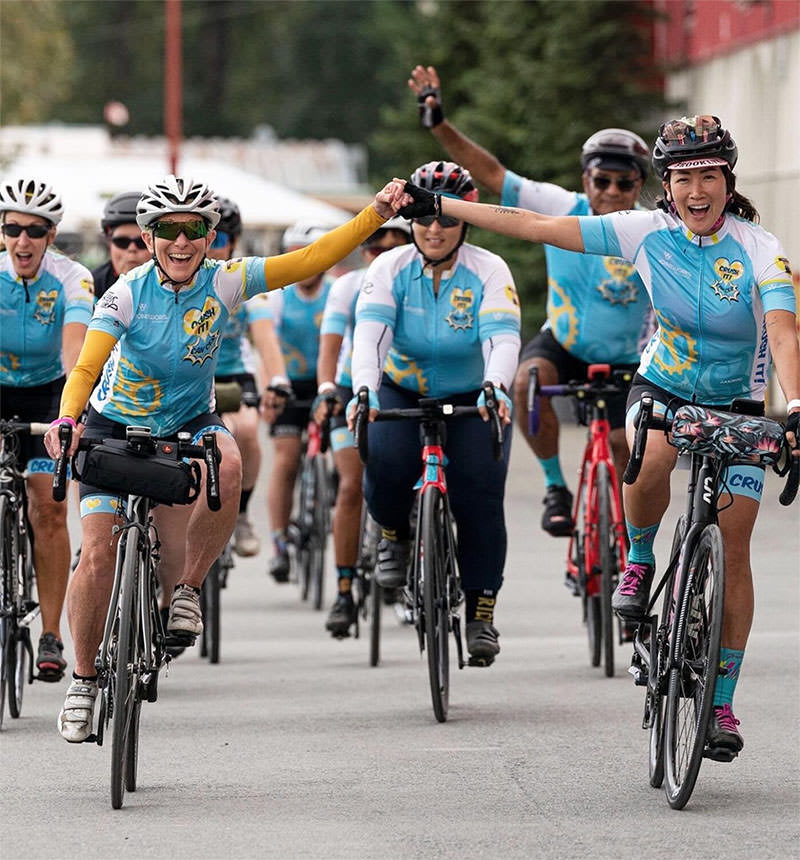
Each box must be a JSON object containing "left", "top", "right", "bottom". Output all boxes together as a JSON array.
[
  {"left": 710, "top": 258, "right": 743, "bottom": 302},
  {"left": 183, "top": 296, "right": 221, "bottom": 337}
]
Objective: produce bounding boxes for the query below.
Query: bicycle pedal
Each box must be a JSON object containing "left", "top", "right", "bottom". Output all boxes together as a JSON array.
[
  {"left": 34, "top": 669, "right": 65, "bottom": 683},
  {"left": 82, "top": 732, "right": 99, "bottom": 744},
  {"left": 703, "top": 746, "right": 737, "bottom": 763},
  {"left": 627, "top": 664, "right": 648, "bottom": 686},
  {"left": 563, "top": 575, "right": 580, "bottom": 596},
  {"left": 468, "top": 655, "right": 495, "bottom": 668}
]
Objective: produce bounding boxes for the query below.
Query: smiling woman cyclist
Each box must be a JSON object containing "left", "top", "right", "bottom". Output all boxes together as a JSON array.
[
  {"left": 397, "top": 117, "right": 800, "bottom": 757},
  {"left": 44, "top": 174, "right": 406, "bottom": 742}
]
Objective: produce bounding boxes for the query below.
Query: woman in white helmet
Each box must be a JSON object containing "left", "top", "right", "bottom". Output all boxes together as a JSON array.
[
  {"left": 0, "top": 176, "right": 94, "bottom": 682},
  {"left": 44, "top": 174, "right": 407, "bottom": 742}
]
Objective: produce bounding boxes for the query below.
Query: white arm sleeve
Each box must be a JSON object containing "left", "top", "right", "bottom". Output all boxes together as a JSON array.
[
  {"left": 481, "top": 333, "right": 521, "bottom": 391},
  {"left": 351, "top": 320, "right": 394, "bottom": 393}
]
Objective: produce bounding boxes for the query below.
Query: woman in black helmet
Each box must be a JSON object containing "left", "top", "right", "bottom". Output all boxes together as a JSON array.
[{"left": 92, "top": 190, "right": 150, "bottom": 300}]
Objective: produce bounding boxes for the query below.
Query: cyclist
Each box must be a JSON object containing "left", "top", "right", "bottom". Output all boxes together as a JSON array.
[
  {"left": 43, "top": 175, "right": 407, "bottom": 741},
  {"left": 0, "top": 176, "right": 94, "bottom": 681},
  {"left": 398, "top": 116, "right": 800, "bottom": 754},
  {"left": 91, "top": 191, "right": 150, "bottom": 300},
  {"left": 315, "top": 216, "right": 412, "bottom": 637},
  {"left": 408, "top": 65, "right": 653, "bottom": 537},
  {"left": 347, "top": 162, "right": 521, "bottom": 664},
  {"left": 262, "top": 221, "right": 337, "bottom": 583},
  {"left": 208, "top": 196, "right": 272, "bottom": 557}
]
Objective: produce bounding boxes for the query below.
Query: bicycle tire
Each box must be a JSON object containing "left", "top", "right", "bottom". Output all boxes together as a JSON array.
[
  {"left": 420, "top": 486, "right": 450, "bottom": 723},
  {"left": 310, "top": 456, "right": 328, "bottom": 611},
  {"left": 576, "top": 476, "right": 601, "bottom": 667},
  {"left": 0, "top": 620, "right": 7, "bottom": 728},
  {"left": 649, "top": 515, "right": 686, "bottom": 788},
  {"left": 663, "top": 524, "right": 725, "bottom": 809},
  {"left": 596, "top": 463, "right": 615, "bottom": 677},
  {"left": 6, "top": 498, "right": 30, "bottom": 718},
  {"left": 1, "top": 495, "right": 15, "bottom": 723},
  {"left": 110, "top": 530, "right": 141, "bottom": 809},
  {"left": 125, "top": 699, "right": 142, "bottom": 792},
  {"left": 203, "top": 561, "right": 221, "bottom": 664},
  {"left": 585, "top": 594, "right": 602, "bottom": 667}
]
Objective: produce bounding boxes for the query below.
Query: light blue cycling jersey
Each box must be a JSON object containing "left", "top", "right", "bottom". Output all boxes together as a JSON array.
[
  {"left": 353, "top": 243, "right": 521, "bottom": 397},
  {"left": 214, "top": 295, "right": 272, "bottom": 377},
  {"left": 579, "top": 208, "right": 795, "bottom": 403},
  {"left": 0, "top": 250, "right": 94, "bottom": 386},
  {"left": 320, "top": 267, "right": 364, "bottom": 388},
  {"left": 502, "top": 170, "right": 652, "bottom": 363},
  {"left": 263, "top": 280, "right": 331, "bottom": 382},
  {"left": 89, "top": 257, "right": 273, "bottom": 435}
]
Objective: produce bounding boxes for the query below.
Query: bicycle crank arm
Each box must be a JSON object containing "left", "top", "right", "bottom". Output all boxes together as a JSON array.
[{"left": 452, "top": 614, "right": 466, "bottom": 670}]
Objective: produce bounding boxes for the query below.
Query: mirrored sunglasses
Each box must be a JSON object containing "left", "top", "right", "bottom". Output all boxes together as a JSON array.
[
  {"left": 151, "top": 219, "right": 209, "bottom": 241},
  {"left": 591, "top": 176, "right": 638, "bottom": 192},
  {"left": 414, "top": 215, "right": 462, "bottom": 228},
  {"left": 1, "top": 223, "right": 51, "bottom": 239},
  {"left": 110, "top": 235, "right": 147, "bottom": 250}
]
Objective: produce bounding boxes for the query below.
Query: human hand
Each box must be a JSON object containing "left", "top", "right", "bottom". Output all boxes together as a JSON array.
[
  {"left": 396, "top": 181, "right": 440, "bottom": 220},
  {"left": 786, "top": 410, "right": 799, "bottom": 457},
  {"left": 346, "top": 388, "right": 379, "bottom": 432},
  {"left": 312, "top": 390, "right": 342, "bottom": 425},
  {"left": 477, "top": 385, "right": 513, "bottom": 427},
  {"left": 408, "top": 65, "right": 444, "bottom": 128},
  {"left": 262, "top": 380, "right": 292, "bottom": 424},
  {"left": 374, "top": 179, "right": 412, "bottom": 220},
  {"left": 44, "top": 417, "right": 83, "bottom": 459}
]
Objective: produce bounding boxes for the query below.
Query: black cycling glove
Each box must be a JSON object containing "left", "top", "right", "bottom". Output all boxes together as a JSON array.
[
  {"left": 417, "top": 85, "right": 444, "bottom": 129},
  {"left": 398, "top": 182, "right": 441, "bottom": 220},
  {"left": 786, "top": 410, "right": 800, "bottom": 446}
]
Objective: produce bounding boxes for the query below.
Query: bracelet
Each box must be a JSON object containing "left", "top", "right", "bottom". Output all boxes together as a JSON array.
[
  {"left": 49, "top": 416, "right": 77, "bottom": 430},
  {"left": 317, "top": 381, "right": 336, "bottom": 395},
  {"left": 787, "top": 398, "right": 800, "bottom": 413}
]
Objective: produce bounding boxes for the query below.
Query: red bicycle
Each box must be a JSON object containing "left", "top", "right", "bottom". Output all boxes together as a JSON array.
[{"left": 528, "top": 363, "right": 632, "bottom": 676}]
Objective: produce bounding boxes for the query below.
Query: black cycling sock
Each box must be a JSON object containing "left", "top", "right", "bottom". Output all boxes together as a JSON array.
[
  {"left": 466, "top": 589, "right": 497, "bottom": 624},
  {"left": 239, "top": 487, "right": 253, "bottom": 514},
  {"left": 72, "top": 671, "right": 98, "bottom": 683}
]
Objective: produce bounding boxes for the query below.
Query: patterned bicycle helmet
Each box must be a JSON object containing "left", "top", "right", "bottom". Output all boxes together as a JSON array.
[
  {"left": 409, "top": 161, "right": 479, "bottom": 202},
  {"left": 136, "top": 175, "right": 221, "bottom": 229},
  {"left": 652, "top": 115, "right": 738, "bottom": 179},
  {"left": 0, "top": 176, "right": 64, "bottom": 225},
  {"left": 281, "top": 220, "right": 331, "bottom": 251},
  {"left": 216, "top": 197, "right": 242, "bottom": 236},
  {"left": 581, "top": 128, "right": 650, "bottom": 179},
  {"left": 100, "top": 190, "right": 142, "bottom": 232}
]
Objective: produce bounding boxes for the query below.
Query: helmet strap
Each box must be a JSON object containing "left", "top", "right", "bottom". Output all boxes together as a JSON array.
[
  {"left": 412, "top": 223, "right": 468, "bottom": 270},
  {"left": 150, "top": 236, "right": 207, "bottom": 291}
]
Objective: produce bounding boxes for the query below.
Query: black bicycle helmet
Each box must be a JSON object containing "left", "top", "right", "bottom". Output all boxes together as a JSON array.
[
  {"left": 409, "top": 161, "right": 479, "bottom": 202},
  {"left": 216, "top": 197, "right": 242, "bottom": 236},
  {"left": 652, "top": 115, "right": 738, "bottom": 180},
  {"left": 581, "top": 129, "right": 650, "bottom": 179},
  {"left": 100, "top": 191, "right": 142, "bottom": 232}
]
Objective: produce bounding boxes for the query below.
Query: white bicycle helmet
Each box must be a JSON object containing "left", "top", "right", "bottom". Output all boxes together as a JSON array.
[
  {"left": 136, "top": 175, "right": 221, "bottom": 229},
  {"left": 378, "top": 215, "right": 412, "bottom": 236},
  {"left": 281, "top": 220, "right": 332, "bottom": 251},
  {"left": 0, "top": 177, "right": 64, "bottom": 225}
]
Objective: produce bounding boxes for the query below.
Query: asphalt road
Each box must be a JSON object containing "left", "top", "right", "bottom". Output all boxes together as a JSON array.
[{"left": 2, "top": 424, "right": 798, "bottom": 859}]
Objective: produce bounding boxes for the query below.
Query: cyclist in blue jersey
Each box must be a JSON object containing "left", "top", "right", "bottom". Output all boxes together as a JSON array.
[
  {"left": 0, "top": 175, "right": 94, "bottom": 681},
  {"left": 262, "top": 221, "right": 338, "bottom": 583},
  {"left": 409, "top": 65, "right": 652, "bottom": 538},
  {"left": 91, "top": 191, "right": 150, "bottom": 300},
  {"left": 43, "top": 175, "right": 407, "bottom": 741},
  {"left": 347, "top": 162, "right": 521, "bottom": 664},
  {"left": 397, "top": 116, "right": 800, "bottom": 755},
  {"left": 315, "top": 216, "right": 411, "bottom": 637}
]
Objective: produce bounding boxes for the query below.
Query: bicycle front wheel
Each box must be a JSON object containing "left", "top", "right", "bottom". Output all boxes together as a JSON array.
[
  {"left": 201, "top": 560, "right": 221, "bottom": 664},
  {"left": 419, "top": 486, "right": 451, "bottom": 723},
  {"left": 309, "top": 456, "right": 329, "bottom": 611},
  {"left": 595, "top": 463, "right": 615, "bottom": 677},
  {"left": 663, "top": 524, "right": 725, "bottom": 809}
]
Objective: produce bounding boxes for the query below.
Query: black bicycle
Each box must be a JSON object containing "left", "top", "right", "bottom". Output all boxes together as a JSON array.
[
  {"left": 624, "top": 396, "right": 798, "bottom": 809},
  {"left": 0, "top": 419, "right": 47, "bottom": 728},
  {"left": 353, "top": 384, "right": 503, "bottom": 722},
  {"left": 54, "top": 423, "right": 221, "bottom": 809},
  {"left": 349, "top": 506, "right": 381, "bottom": 662}
]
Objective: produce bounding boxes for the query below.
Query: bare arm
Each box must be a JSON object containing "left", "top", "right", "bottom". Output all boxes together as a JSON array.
[
  {"left": 766, "top": 309, "right": 800, "bottom": 405},
  {"left": 317, "top": 333, "right": 343, "bottom": 387},
  {"left": 250, "top": 317, "right": 287, "bottom": 383}
]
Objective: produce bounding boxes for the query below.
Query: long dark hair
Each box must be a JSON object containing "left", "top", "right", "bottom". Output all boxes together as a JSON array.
[{"left": 657, "top": 168, "right": 759, "bottom": 223}]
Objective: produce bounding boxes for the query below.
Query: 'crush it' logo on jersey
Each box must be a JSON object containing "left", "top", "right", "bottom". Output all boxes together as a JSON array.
[
  {"left": 183, "top": 296, "right": 222, "bottom": 365},
  {"left": 33, "top": 289, "right": 58, "bottom": 325},
  {"left": 596, "top": 258, "right": 638, "bottom": 305},
  {"left": 445, "top": 286, "right": 474, "bottom": 331},
  {"left": 710, "top": 258, "right": 743, "bottom": 302}
]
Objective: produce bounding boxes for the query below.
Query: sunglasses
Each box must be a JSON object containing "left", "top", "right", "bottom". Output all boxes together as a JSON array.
[
  {"left": 591, "top": 176, "right": 638, "bottom": 192},
  {"left": 110, "top": 235, "right": 147, "bottom": 250},
  {"left": 151, "top": 219, "right": 209, "bottom": 241},
  {"left": 1, "top": 223, "right": 51, "bottom": 239},
  {"left": 414, "top": 215, "right": 462, "bottom": 228},
  {"left": 210, "top": 231, "right": 231, "bottom": 249}
]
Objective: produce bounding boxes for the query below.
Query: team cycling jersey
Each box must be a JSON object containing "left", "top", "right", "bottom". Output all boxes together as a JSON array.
[
  {"left": 0, "top": 250, "right": 94, "bottom": 386},
  {"left": 579, "top": 208, "right": 795, "bottom": 403},
  {"left": 263, "top": 280, "right": 332, "bottom": 382},
  {"left": 352, "top": 243, "right": 521, "bottom": 397},
  {"left": 214, "top": 296, "right": 272, "bottom": 377},
  {"left": 501, "top": 170, "right": 652, "bottom": 364},
  {"left": 320, "top": 267, "right": 364, "bottom": 388}
]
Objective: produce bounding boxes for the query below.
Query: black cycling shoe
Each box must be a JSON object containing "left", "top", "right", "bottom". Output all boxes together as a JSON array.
[
  {"left": 325, "top": 592, "right": 357, "bottom": 638},
  {"left": 466, "top": 620, "right": 500, "bottom": 667},
  {"left": 36, "top": 632, "right": 67, "bottom": 682},
  {"left": 541, "top": 486, "right": 574, "bottom": 536},
  {"left": 705, "top": 704, "right": 743, "bottom": 762},
  {"left": 269, "top": 551, "right": 290, "bottom": 583},
  {"left": 611, "top": 562, "right": 655, "bottom": 619}
]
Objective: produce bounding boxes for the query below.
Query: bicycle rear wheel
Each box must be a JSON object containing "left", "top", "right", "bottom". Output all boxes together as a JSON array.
[
  {"left": 0, "top": 495, "right": 13, "bottom": 724},
  {"left": 419, "top": 486, "right": 451, "bottom": 723},
  {"left": 202, "top": 561, "right": 221, "bottom": 664},
  {"left": 663, "top": 524, "right": 725, "bottom": 809},
  {"left": 5, "top": 499, "right": 30, "bottom": 718},
  {"left": 574, "top": 475, "right": 600, "bottom": 667},
  {"left": 309, "top": 456, "right": 329, "bottom": 611},
  {"left": 596, "top": 463, "right": 615, "bottom": 677},
  {"left": 111, "top": 530, "right": 142, "bottom": 809}
]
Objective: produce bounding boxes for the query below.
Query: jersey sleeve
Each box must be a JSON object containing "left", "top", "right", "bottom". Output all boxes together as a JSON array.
[
  {"left": 755, "top": 233, "right": 796, "bottom": 314},
  {"left": 579, "top": 209, "right": 658, "bottom": 261},
  {"left": 57, "top": 257, "right": 94, "bottom": 325},
  {"left": 476, "top": 256, "right": 522, "bottom": 341},
  {"left": 321, "top": 270, "right": 360, "bottom": 336},
  {"left": 243, "top": 293, "right": 272, "bottom": 323},
  {"left": 501, "top": 169, "right": 580, "bottom": 216},
  {"left": 88, "top": 279, "right": 134, "bottom": 338},
  {"left": 354, "top": 255, "right": 397, "bottom": 328}
]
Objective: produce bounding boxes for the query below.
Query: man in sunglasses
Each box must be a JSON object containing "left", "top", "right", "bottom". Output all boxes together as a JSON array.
[
  {"left": 0, "top": 175, "right": 94, "bottom": 683},
  {"left": 91, "top": 191, "right": 150, "bottom": 300},
  {"left": 409, "top": 65, "right": 653, "bottom": 543}
]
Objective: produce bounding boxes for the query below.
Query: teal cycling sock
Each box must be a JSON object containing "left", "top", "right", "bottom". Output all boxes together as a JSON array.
[
  {"left": 539, "top": 455, "right": 566, "bottom": 488},
  {"left": 713, "top": 648, "right": 744, "bottom": 707},
  {"left": 272, "top": 529, "right": 287, "bottom": 554},
  {"left": 626, "top": 521, "right": 659, "bottom": 566},
  {"left": 336, "top": 566, "right": 355, "bottom": 594}
]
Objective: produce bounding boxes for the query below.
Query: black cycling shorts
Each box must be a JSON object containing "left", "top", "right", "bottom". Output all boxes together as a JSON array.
[
  {"left": 0, "top": 377, "right": 65, "bottom": 470},
  {"left": 269, "top": 379, "right": 317, "bottom": 438}
]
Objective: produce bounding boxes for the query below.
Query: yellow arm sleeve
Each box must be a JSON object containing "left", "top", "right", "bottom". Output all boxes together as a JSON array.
[
  {"left": 59, "top": 329, "right": 119, "bottom": 420},
  {"left": 262, "top": 205, "right": 386, "bottom": 292}
]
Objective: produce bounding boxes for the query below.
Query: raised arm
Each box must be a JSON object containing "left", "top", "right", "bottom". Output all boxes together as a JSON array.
[{"left": 408, "top": 65, "right": 506, "bottom": 195}]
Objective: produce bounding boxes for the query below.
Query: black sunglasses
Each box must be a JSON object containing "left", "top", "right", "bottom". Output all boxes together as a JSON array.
[
  {"left": 110, "top": 235, "right": 147, "bottom": 250},
  {"left": 591, "top": 175, "right": 638, "bottom": 192},
  {"left": 1, "top": 223, "right": 51, "bottom": 239},
  {"left": 414, "top": 215, "right": 462, "bottom": 228},
  {"left": 151, "top": 219, "right": 209, "bottom": 241}
]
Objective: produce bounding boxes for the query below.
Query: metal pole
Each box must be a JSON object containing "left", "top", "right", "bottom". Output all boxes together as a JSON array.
[{"left": 165, "top": 0, "right": 183, "bottom": 175}]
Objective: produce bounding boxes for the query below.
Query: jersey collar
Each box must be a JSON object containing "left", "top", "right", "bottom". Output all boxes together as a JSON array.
[{"left": 673, "top": 212, "right": 731, "bottom": 246}]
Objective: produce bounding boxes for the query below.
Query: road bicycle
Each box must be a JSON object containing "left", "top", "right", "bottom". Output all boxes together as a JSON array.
[
  {"left": 353, "top": 383, "right": 503, "bottom": 722},
  {"left": 349, "top": 506, "right": 381, "bottom": 663},
  {"left": 0, "top": 419, "right": 46, "bottom": 728},
  {"left": 54, "top": 423, "right": 221, "bottom": 809},
  {"left": 528, "top": 363, "right": 632, "bottom": 677},
  {"left": 623, "top": 396, "right": 798, "bottom": 809}
]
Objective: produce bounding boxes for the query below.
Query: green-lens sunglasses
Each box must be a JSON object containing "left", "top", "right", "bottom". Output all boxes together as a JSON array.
[{"left": 151, "top": 219, "right": 209, "bottom": 241}]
